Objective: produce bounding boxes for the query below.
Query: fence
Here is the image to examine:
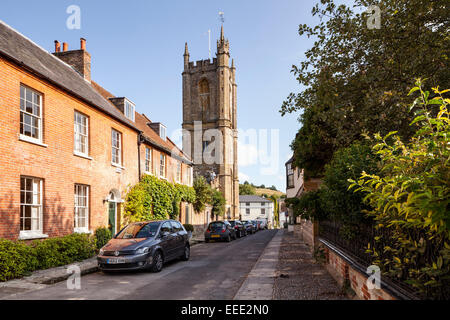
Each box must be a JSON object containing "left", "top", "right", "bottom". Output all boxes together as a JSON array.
[{"left": 318, "top": 219, "right": 420, "bottom": 299}]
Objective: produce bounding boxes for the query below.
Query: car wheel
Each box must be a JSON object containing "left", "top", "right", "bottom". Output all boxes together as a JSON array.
[
  {"left": 181, "top": 244, "right": 190, "bottom": 261},
  {"left": 226, "top": 234, "right": 232, "bottom": 242},
  {"left": 151, "top": 251, "right": 164, "bottom": 273},
  {"left": 205, "top": 239, "right": 209, "bottom": 243},
  {"left": 233, "top": 232, "right": 237, "bottom": 240}
]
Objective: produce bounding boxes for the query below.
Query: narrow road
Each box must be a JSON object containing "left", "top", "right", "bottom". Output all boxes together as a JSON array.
[{"left": 4, "top": 230, "right": 277, "bottom": 300}]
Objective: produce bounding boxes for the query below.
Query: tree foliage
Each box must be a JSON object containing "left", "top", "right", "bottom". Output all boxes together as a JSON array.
[
  {"left": 193, "top": 176, "right": 212, "bottom": 213},
  {"left": 282, "top": 0, "right": 449, "bottom": 176},
  {"left": 349, "top": 82, "right": 450, "bottom": 299},
  {"left": 239, "top": 181, "right": 256, "bottom": 195},
  {"left": 124, "top": 174, "right": 195, "bottom": 223},
  {"left": 211, "top": 189, "right": 226, "bottom": 217}
]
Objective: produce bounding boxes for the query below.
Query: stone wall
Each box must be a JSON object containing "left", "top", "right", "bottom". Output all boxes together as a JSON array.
[{"left": 293, "top": 219, "right": 319, "bottom": 252}]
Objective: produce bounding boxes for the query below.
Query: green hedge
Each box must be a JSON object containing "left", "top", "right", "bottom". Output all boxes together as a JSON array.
[
  {"left": 94, "top": 227, "right": 112, "bottom": 250},
  {"left": 0, "top": 233, "right": 97, "bottom": 282}
]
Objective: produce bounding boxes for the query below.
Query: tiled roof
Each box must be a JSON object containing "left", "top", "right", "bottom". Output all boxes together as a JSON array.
[
  {"left": 0, "top": 20, "right": 138, "bottom": 131},
  {"left": 239, "top": 195, "right": 272, "bottom": 203}
]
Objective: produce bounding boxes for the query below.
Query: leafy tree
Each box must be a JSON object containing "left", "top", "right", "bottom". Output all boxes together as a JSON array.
[
  {"left": 193, "top": 176, "right": 212, "bottom": 213},
  {"left": 281, "top": 0, "right": 449, "bottom": 176},
  {"left": 239, "top": 183, "right": 256, "bottom": 195},
  {"left": 323, "top": 142, "right": 380, "bottom": 225},
  {"left": 211, "top": 190, "right": 226, "bottom": 217},
  {"left": 349, "top": 82, "right": 450, "bottom": 299}
]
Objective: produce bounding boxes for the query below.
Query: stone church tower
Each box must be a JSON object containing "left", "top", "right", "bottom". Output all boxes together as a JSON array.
[{"left": 182, "top": 26, "right": 239, "bottom": 219}]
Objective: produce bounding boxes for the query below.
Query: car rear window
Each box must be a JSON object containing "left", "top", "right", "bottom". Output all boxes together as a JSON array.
[{"left": 209, "top": 222, "right": 224, "bottom": 230}]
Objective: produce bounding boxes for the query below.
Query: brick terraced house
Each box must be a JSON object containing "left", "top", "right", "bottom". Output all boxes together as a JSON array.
[{"left": 0, "top": 20, "right": 193, "bottom": 240}]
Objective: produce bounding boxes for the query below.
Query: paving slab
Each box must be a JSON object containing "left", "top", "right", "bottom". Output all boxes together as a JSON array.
[{"left": 233, "top": 229, "right": 283, "bottom": 300}]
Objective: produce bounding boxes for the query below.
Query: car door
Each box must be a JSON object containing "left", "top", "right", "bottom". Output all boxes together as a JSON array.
[
  {"left": 159, "top": 221, "right": 176, "bottom": 261},
  {"left": 170, "top": 221, "right": 185, "bottom": 257}
]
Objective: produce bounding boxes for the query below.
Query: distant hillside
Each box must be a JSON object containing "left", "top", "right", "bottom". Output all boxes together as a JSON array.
[{"left": 254, "top": 188, "right": 285, "bottom": 198}]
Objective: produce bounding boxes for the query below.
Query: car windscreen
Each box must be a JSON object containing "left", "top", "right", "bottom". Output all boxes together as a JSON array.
[
  {"left": 115, "top": 222, "right": 161, "bottom": 239},
  {"left": 209, "top": 222, "right": 225, "bottom": 231}
]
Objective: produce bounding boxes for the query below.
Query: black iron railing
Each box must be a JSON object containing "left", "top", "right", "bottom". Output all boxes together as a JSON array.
[{"left": 319, "top": 219, "right": 375, "bottom": 266}]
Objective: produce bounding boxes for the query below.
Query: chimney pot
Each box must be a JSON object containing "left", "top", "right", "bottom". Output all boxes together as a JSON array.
[
  {"left": 54, "top": 40, "right": 61, "bottom": 53},
  {"left": 80, "top": 38, "right": 86, "bottom": 50},
  {"left": 62, "top": 42, "right": 68, "bottom": 52}
]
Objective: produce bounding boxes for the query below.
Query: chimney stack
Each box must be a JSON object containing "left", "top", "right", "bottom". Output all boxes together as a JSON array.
[
  {"left": 54, "top": 40, "right": 61, "bottom": 53},
  {"left": 53, "top": 39, "right": 91, "bottom": 82},
  {"left": 80, "top": 38, "right": 86, "bottom": 50}
]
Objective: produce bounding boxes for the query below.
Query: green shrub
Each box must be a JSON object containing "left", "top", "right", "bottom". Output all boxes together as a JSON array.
[
  {"left": 183, "top": 224, "right": 194, "bottom": 232},
  {"left": 94, "top": 227, "right": 112, "bottom": 250},
  {"left": 0, "top": 233, "right": 96, "bottom": 282},
  {"left": 349, "top": 82, "right": 450, "bottom": 299},
  {"left": 31, "top": 233, "right": 96, "bottom": 270},
  {"left": 0, "top": 239, "right": 37, "bottom": 282}
]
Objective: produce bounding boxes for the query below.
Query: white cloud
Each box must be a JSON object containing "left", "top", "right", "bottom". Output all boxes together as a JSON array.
[{"left": 238, "top": 172, "right": 250, "bottom": 182}]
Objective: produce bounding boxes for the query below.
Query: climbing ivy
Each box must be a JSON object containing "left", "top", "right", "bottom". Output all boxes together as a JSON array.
[{"left": 124, "top": 175, "right": 195, "bottom": 223}]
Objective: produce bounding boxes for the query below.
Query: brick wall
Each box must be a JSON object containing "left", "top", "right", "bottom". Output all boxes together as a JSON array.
[
  {"left": 322, "top": 244, "right": 396, "bottom": 300},
  {"left": 0, "top": 56, "right": 193, "bottom": 240}
]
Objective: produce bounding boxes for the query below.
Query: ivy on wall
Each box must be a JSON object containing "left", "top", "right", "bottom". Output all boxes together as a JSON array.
[{"left": 123, "top": 174, "right": 195, "bottom": 223}]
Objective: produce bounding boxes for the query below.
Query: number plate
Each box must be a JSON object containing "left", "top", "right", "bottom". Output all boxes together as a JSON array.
[
  {"left": 211, "top": 235, "right": 220, "bottom": 238},
  {"left": 107, "top": 258, "right": 126, "bottom": 264}
]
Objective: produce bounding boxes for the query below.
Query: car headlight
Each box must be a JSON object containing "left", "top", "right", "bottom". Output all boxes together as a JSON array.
[
  {"left": 99, "top": 248, "right": 105, "bottom": 256},
  {"left": 136, "top": 247, "right": 150, "bottom": 254}
]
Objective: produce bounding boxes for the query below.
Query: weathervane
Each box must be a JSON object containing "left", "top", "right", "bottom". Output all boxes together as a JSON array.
[{"left": 219, "top": 11, "right": 225, "bottom": 24}]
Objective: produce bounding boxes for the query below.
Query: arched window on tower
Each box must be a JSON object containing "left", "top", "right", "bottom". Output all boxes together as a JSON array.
[{"left": 199, "top": 79, "right": 210, "bottom": 121}]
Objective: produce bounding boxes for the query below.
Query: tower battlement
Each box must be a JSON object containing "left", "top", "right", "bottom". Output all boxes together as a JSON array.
[{"left": 181, "top": 26, "right": 239, "bottom": 220}]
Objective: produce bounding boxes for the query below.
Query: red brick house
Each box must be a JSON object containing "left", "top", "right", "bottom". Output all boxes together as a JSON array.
[{"left": 0, "top": 20, "right": 193, "bottom": 240}]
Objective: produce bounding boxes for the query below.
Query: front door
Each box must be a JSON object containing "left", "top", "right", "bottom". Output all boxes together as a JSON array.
[{"left": 108, "top": 201, "right": 116, "bottom": 236}]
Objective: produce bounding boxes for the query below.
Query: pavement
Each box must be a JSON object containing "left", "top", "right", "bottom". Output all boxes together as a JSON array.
[
  {"left": 1, "top": 229, "right": 277, "bottom": 300},
  {"left": 273, "top": 230, "right": 348, "bottom": 300},
  {"left": 234, "top": 229, "right": 283, "bottom": 300}
]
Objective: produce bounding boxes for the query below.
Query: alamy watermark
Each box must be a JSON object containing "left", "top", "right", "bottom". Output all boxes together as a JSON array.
[
  {"left": 66, "top": 265, "right": 81, "bottom": 290},
  {"left": 66, "top": 5, "right": 81, "bottom": 30},
  {"left": 366, "top": 5, "right": 381, "bottom": 30},
  {"left": 366, "top": 265, "right": 381, "bottom": 290}
]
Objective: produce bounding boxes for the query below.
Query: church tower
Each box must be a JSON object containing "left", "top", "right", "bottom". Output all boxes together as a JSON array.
[{"left": 182, "top": 26, "right": 239, "bottom": 219}]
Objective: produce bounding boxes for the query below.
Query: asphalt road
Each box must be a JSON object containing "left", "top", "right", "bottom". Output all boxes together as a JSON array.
[{"left": 6, "top": 229, "right": 277, "bottom": 300}]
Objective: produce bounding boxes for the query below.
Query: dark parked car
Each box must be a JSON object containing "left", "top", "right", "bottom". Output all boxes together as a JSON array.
[
  {"left": 97, "top": 220, "right": 190, "bottom": 273},
  {"left": 229, "top": 220, "right": 247, "bottom": 238},
  {"left": 242, "top": 220, "right": 255, "bottom": 234},
  {"left": 205, "top": 221, "right": 236, "bottom": 242},
  {"left": 251, "top": 220, "right": 259, "bottom": 231}
]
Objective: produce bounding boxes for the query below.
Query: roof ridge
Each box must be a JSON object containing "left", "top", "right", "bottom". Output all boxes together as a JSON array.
[{"left": 0, "top": 19, "right": 84, "bottom": 79}]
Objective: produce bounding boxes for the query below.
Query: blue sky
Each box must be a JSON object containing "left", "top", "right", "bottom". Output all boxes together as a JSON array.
[{"left": 0, "top": 0, "right": 340, "bottom": 191}]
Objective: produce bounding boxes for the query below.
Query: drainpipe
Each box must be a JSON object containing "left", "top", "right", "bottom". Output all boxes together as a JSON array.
[{"left": 137, "top": 132, "right": 144, "bottom": 181}]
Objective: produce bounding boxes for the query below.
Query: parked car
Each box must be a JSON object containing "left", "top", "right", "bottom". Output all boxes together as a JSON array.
[
  {"left": 205, "top": 221, "right": 236, "bottom": 242},
  {"left": 250, "top": 220, "right": 259, "bottom": 232},
  {"left": 242, "top": 220, "right": 255, "bottom": 234},
  {"left": 229, "top": 220, "right": 248, "bottom": 238},
  {"left": 97, "top": 220, "right": 190, "bottom": 273},
  {"left": 256, "top": 219, "right": 268, "bottom": 230}
]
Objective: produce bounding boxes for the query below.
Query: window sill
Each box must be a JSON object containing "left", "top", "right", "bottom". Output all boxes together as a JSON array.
[
  {"left": 19, "top": 135, "right": 48, "bottom": 148},
  {"left": 19, "top": 231, "right": 49, "bottom": 240},
  {"left": 74, "top": 152, "right": 93, "bottom": 160},
  {"left": 143, "top": 171, "right": 153, "bottom": 176},
  {"left": 159, "top": 176, "right": 168, "bottom": 181},
  {"left": 111, "top": 162, "right": 125, "bottom": 170},
  {"left": 74, "top": 228, "right": 92, "bottom": 234}
]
